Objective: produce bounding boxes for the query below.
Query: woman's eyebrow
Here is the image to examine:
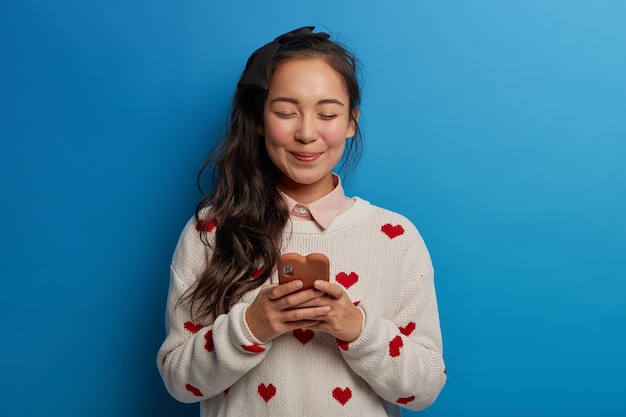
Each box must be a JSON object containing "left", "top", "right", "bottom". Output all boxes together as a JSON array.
[
  {"left": 270, "top": 97, "right": 299, "bottom": 105},
  {"left": 317, "top": 98, "right": 345, "bottom": 106},
  {"left": 269, "top": 97, "right": 345, "bottom": 106}
]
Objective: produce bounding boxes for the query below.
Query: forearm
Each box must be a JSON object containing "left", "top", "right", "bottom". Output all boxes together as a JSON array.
[
  {"left": 340, "top": 302, "right": 446, "bottom": 411},
  {"left": 157, "top": 300, "right": 271, "bottom": 403}
]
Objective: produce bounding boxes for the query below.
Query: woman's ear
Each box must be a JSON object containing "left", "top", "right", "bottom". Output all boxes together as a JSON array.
[
  {"left": 257, "top": 124, "right": 265, "bottom": 136},
  {"left": 347, "top": 107, "right": 360, "bottom": 138}
]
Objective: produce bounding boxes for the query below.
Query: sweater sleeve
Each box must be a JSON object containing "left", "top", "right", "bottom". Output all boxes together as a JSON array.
[
  {"left": 156, "top": 217, "right": 272, "bottom": 403},
  {"left": 339, "top": 223, "right": 446, "bottom": 411}
]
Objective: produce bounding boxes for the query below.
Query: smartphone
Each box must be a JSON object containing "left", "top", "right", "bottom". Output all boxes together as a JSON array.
[{"left": 278, "top": 253, "right": 330, "bottom": 290}]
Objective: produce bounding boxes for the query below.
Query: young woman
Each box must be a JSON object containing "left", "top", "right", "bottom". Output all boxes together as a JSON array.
[{"left": 157, "top": 26, "right": 446, "bottom": 416}]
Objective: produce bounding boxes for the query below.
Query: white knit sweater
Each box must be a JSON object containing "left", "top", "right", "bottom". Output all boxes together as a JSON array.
[{"left": 157, "top": 198, "right": 446, "bottom": 416}]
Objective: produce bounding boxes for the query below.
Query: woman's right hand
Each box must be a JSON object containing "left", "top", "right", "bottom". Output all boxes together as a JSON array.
[{"left": 245, "top": 281, "right": 330, "bottom": 342}]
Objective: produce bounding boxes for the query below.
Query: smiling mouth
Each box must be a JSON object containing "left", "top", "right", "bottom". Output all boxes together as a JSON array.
[{"left": 291, "top": 152, "right": 321, "bottom": 162}]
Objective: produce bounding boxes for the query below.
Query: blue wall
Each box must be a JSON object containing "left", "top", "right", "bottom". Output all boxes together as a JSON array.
[{"left": 2, "top": 1, "right": 625, "bottom": 416}]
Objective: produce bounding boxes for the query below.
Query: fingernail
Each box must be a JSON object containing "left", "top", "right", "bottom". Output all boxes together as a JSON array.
[{"left": 293, "top": 281, "right": 303, "bottom": 289}]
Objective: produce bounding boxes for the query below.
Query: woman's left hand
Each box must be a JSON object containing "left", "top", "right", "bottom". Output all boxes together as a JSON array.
[{"left": 293, "top": 280, "right": 363, "bottom": 342}]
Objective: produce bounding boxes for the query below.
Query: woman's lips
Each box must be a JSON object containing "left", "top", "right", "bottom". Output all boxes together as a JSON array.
[{"left": 291, "top": 152, "right": 321, "bottom": 162}]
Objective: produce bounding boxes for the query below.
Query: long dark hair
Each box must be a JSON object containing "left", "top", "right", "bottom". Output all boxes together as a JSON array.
[{"left": 188, "top": 28, "right": 363, "bottom": 320}]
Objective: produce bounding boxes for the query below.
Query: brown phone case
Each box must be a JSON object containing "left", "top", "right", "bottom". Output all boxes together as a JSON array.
[{"left": 278, "top": 253, "right": 330, "bottom": 290}]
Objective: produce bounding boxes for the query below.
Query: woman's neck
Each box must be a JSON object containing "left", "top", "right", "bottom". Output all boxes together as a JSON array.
[{"left": 277, "top": 174, "right": 336, "bottom": 204}]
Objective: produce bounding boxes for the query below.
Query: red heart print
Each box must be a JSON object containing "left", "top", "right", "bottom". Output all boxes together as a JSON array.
[
  {"left": 184, "top": 321, "right": 203, "bottom": 334},
  {"left": 204, "top": 330, "right": 213, "bottom": 352},
  {"left": 185, "top": 383, "right": 203, "bottom": 397},
  {"left": 397, "top": 396, "right": 415, "bottom": 405},
  {"left": 389, "top": 335, "right": 403, "bottom": 357},
  {"left": 250, "top": 266, "right": 263, "bottom": 279},
  {"left": 332, "top": 387, "right": 352, "bottom": 405},
  {"left": 258, "top": 383, "right": 276, "bottom": 403},
  {"left": 293, "top": 328, "right": 314, "bottom": 346},
  {"left": 336, "top": 272, "right": 358, "bottom": 289},
  {"left": 242, "top": 343, "right": 265, "bottom": 353},
  {"left": 195, "top": 218, "right": 217, "bottom": 232},
  {"left": 399, "top": 321, "right": 416, "bottom": 336},
  {"left": 381, "top": 223, "right": 404, "bottom": 239},
  {"left": 335, "top": 338, "right": 349, "bottom": 351}
]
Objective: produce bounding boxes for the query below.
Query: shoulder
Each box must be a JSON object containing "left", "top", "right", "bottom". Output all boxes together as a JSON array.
[
  {"left": 356, "top": 199, "right": 432, "bottom": 260},
  {"left": 356, "top": 198, "right": 422, "bottom": 237},
  {"left": 361, "top": 202, "right": 436, "bottom": 280},
  {"left": 323, "top": 196, "right": 427, "bottom": 248},
  {"left": 171, "top": 210, "right": 215, "bottom": 277}
]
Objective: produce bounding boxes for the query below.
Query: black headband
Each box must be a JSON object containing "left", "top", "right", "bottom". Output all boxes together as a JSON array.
[{"left": 236, "top": 26, "right": 331, "bottom": 90}]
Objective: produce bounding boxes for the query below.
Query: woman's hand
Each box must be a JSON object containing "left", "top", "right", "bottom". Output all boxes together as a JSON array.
[
  {"left": 245, "top": 280, "right": 330, "bottom": 342},
  {"left": 296, "top": 280, "right": 363, "bottom": 342}
]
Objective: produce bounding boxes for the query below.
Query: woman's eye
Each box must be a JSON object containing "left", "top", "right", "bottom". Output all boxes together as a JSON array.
[
  {"left": 275, "top": 112, "right": 296, "bottom": 119},
  {"left": 320, "top": 114, "right": 337, "bottom": 120}
]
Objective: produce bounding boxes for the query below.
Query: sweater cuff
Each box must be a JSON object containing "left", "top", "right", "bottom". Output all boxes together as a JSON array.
[
  {"left": 227, "top": 303, "right": 272, "bottom": 352},
  {"left": 356, "top": 305, "right": 366, "bottom": 331},
  {"left": 340, "top": 302, "right": 384, "bottom": 357}
]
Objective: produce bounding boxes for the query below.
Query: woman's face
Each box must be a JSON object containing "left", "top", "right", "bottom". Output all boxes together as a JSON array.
[{"left": 260, "top": 57, "right": 358, "bottom": 203}]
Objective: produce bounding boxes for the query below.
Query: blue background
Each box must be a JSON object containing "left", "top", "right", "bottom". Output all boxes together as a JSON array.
[{"left": 1, "top": 1, "right": 625, "bottom": 416}]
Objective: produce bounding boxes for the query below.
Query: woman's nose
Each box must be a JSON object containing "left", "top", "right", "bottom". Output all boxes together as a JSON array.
[{"left": 294, "top": 116, "right": 317, "bottom": 143}]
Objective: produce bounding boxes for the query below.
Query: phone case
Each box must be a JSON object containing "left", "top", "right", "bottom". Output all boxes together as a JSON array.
[{"left": 278, "top": 253, "right": 330, "bottom": 290}]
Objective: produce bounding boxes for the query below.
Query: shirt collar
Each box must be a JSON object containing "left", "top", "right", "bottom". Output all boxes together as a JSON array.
[{"left": 280, "top": 174, "right": 354, "bottom": 230}]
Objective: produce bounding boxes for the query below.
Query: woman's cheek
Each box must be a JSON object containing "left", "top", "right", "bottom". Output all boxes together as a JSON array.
[
  {"left": 322, "top": 124, "right": 351, "bottom": 146},
  {"left": 265, "top": 121, "right": 295, "bottom": 145}
]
